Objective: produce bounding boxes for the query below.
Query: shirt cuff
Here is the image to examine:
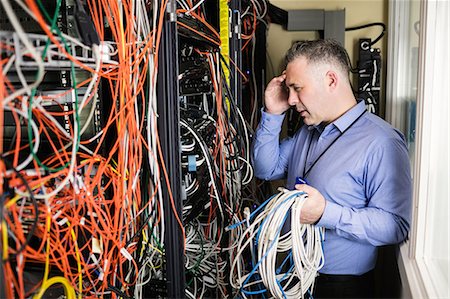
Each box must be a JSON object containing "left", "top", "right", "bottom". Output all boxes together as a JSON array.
[
  {"left": 260, "top": 109, "right": 285, "bottom": 130},
  {"left": 316, "top": 200, "right": 343, "bottom": 229}
]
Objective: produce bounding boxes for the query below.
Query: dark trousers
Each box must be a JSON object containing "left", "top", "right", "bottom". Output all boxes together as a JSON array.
[{"left": 312, "top": 270, "right": 375, "bottom": 299}]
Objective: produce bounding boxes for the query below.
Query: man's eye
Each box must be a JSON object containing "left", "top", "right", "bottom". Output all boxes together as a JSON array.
[{"left": 294, "top": 87, "right": 302, "bottom": 92}]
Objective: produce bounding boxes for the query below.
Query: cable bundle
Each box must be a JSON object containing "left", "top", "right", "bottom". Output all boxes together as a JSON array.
[
  {"left": 229, "top": 188, "right": 324, "bottom": 299},
  {"left": 1, "top": 0, "right": 169, "bottom": 298}
]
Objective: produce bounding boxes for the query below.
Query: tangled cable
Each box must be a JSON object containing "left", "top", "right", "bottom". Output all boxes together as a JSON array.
[{"left": 229, "top": 188, "right": 324, "bottom": 298}]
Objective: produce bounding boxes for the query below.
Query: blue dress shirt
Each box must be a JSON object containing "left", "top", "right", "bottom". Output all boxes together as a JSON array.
[{"left": 252, "top": 101, "right": 412, "bottom": 275}]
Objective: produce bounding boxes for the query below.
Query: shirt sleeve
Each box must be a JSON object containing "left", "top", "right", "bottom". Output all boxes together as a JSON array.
[
  {"left": 317, "top": 135, "right": 412, "bottom": 246},
  {"left": 252, "top": 109, "right": 294, "bottom": 180}
]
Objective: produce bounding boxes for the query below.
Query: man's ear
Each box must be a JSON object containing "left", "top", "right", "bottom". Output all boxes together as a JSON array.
[{"left": 325, "top": 70, "right": 338, "bottom": 91}]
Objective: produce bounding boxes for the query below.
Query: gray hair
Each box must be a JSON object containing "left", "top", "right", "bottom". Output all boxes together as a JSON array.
[{"left": 284, "top": 39, "right": 351, "bottom": 76}]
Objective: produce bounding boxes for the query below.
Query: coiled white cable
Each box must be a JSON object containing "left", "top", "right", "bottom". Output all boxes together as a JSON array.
[{"left": 229, "top": 188, "right": 324, "bottom": 299}]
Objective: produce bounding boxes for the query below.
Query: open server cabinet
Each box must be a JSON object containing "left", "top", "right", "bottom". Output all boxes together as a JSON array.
[{"left": 156, "top": 0, "right": 261, "bottom": 297}]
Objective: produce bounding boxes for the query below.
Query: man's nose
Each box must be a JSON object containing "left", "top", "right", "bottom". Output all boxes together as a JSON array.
[{"left": 287, "top": 90, "right": 299, "bottom": 106}]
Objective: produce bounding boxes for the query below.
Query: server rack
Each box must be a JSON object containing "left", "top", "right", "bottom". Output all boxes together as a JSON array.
[{"left": 155, "top": 0, "right": 185, "bottom": 297}]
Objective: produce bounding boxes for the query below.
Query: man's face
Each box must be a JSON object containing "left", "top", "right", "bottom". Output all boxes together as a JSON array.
[{"left": 285, "top": 57, "right": 331, "bottom": 126}]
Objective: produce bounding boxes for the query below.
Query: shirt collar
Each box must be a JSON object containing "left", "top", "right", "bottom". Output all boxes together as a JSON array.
[
  {"left": 331, "top": 100, "right": 367, "bottom": 133},
  {"left": 307, "top": 100, "right": 366, "bottom": 133}
]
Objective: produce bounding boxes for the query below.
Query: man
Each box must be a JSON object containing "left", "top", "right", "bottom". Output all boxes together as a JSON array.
[{"left": 252, "top": 39, "right": 412, "bottom": 298}]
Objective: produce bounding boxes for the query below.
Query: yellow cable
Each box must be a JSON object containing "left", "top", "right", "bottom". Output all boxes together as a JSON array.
[
  {"left": 219, "top": 0, "right": 232, "bottom": 118},
  {"left": 219, "top": 0, "right": 230, "bottom": 85},
  {"left": 67, "top": 220, "right": 82, "bottom": 299},
  {"left": 5, "top": 184, "right": 42, "bottom": 209},
  {"left": 4, "top": 194, "right": 21, "bottom": 209},
  {"left": 2, "top": 220, "right": 8, "bottom": 260},
  {"left": 111, "top": 158, "right": 128, "bottom": 178},
  {"left": 34, "top": 215, "right": 81, "bottom": 298},
  {"left": 43, "top": 213, "right": 51, "bottom": 283},
  {"left": 148, "top": 242, "right": 163, "bottom": 255},
  {"left": 33, "top": 276, "right": 76, "bottom": 299}
]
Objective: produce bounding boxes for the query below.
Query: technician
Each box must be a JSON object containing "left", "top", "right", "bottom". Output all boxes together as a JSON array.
[{"left": 252, "top": 39, "right": 412, "bottom": 298}]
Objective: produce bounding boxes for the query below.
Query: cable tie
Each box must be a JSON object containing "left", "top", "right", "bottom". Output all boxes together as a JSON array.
[
  {"left": 76, "top": 175, "right": 86, "bottom": 191},
  {"left": 57, "top": 217, "right": 68, "bottom": 226},
  {"left": 24, "top": 169, "right": 44, "bottom": 177},
  {"left": 52, "top": 210, "right": 63, "bottom": 220},
  {"left": 87, "top": 211, "right": 98, "bottom": 218},
  {"left": 92, "top": 238, "right": 102, "bottom": 254},
  {"left": 120, "top": 247, "right": 133, "bottom": 261},
  {"left": 80, "top": 217, "right": 85, "bottom": 226},
  {"left": 89, "top": 253, "right": 99, "bottom": 266},
  {"left": 203, "top": 275, "right": 215, "bottom": 285},
  {"left": 71, "top": 175, "right": 80, "bottom": 194},
  {"left": 98, "top": 43, "right": 111, "bottom": 62}
]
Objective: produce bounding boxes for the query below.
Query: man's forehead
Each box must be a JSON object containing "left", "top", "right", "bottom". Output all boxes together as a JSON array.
[{"left": 285, "top": 62, "right": 307, "bottom": 85}]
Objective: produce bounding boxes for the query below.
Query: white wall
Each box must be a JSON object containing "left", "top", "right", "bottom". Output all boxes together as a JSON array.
[{"left": 267, "top": 0, "right": 388, "bottom": 106}]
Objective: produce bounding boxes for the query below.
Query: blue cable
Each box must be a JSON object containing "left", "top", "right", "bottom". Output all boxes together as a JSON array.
[
  {"left": 276, "top": 250, "right": 293, "bottom": 275},
  {"left": 241, "top": 202, "right": 294, "bottom": 295},
  {"left": 226, "top": 193, "right": 278, "bottom": 231},
  {"left": 240, "top": 190, "right": 306, "bottom": 297}
]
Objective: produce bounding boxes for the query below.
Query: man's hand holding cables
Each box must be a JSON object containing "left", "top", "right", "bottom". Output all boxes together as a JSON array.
[{"left": 294, "top": 184, "right": 326, "bottom": 224}]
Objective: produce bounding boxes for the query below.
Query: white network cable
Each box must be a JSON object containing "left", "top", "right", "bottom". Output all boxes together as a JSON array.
[{"left": 229, "top": 188, "right": 324, "bottom": 299}]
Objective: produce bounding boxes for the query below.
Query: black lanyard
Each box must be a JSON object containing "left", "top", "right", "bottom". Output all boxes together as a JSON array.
[{"left": 303, "top": 111, "right": 367, "bottom": 178}]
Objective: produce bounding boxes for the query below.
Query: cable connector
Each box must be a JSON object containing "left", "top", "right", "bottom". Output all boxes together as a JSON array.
[
  {"left": 244, "top": 207, "right": 251, "bottom": 227},
  {"left": 120, "top": 247, "right": 133, "bottom": 261}
]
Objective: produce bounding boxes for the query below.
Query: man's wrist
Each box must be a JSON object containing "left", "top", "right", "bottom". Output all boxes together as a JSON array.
[{"left": 264, "top": 107, "right": 285, "bottom": 115}]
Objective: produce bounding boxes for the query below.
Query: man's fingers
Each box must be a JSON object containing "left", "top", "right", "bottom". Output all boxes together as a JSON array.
[
  {"left": 273, "top": 75, "right": 286, "bottom": 84},
  {"left": 295, "top": 184, "right": 314, "bottom": 194},
  {"left": 295, "top": 183, "right": 308, "bottom": 191}
]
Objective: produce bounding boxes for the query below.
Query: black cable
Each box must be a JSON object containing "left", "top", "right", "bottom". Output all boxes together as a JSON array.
[
  {"left": 217, "top": 59, "right": 246, "bottom": 131},
  {"left": 345, "top": 22, "right": 386, "bottom": 45},
  {"left": 267, "top": 2, "right": 288, "bottom": 26},
  {"left": 0, "top": 156, "right": 39, "bottom": 261},
  {"left": 107, "top": 284, "right": 133, "bottom": 299}
]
